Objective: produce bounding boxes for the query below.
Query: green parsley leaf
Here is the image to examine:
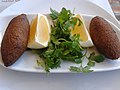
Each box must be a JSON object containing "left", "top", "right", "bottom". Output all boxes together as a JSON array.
[
  {"left": 88, "top": 52, "right": 105, "bottom": 63},
  {"left": 93, "top": 54, "right": 105, "bottom": 63},
  {"left": 69, "top": 66, "right": 81, "bottom": 72},
  {"left": 82, "top": 66, "right": 93, "bottom": 73},
  {"left": 69, "top": 65, "right": 93, "bottom": 73},
  {"left": 50, "top": 8, "right": 59, "bottom": 20}
]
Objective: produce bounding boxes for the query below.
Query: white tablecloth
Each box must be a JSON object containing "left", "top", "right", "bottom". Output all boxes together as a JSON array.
[{"left": 0, "top": 0, "right": 120, "bottom": 90}]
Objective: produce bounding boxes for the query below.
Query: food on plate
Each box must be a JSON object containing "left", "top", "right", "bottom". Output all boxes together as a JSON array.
[
  {"left": 90, "top": 16, "right": 120, "bottom": 59},
  {"left": 0, "top": 8, "right": 107, "bottom": 73},
  {"left": 27, "top": 14, "right": 51, "bottom": 49},
  {"left": 1, "top": 14, "right": 30, "bottom": 66},
  {"left": 34, "top": 8, "right": 105, "bottom": 72},
  {"left": 71, "top": 14, "right": 93, "bottom": 47}
]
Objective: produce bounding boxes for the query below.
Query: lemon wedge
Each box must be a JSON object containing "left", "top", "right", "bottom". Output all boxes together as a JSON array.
[
  {"left": 71, "top": 14, "right": 93, "bottom": 47},
  {"left": 27, "top": 14, "right": 51, "bottom": 49}
]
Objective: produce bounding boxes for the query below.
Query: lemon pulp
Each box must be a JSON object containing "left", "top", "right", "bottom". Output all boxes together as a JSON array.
[
  {"left": 37, "top": 16, "right": 49, "bottom": 44},
  {"left": 71, "top": 15, "right": 88, "bottom": 42},
  {"left": 28, "top": 14, "right": 51, "bottom": 49},
  {"left": 71, "top": 14, "right": 93, "bottom": 47},
  {"left": 29, "top": 15, "right": 37, "bottom": 44}
]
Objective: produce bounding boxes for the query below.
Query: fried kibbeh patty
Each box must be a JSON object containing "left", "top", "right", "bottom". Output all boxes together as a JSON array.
[
  {"left": 90, "top": 16, "right": 120, "bottom": 59},
  {"left": 1, "top": 14, "right": 30, "bottom": 66}
]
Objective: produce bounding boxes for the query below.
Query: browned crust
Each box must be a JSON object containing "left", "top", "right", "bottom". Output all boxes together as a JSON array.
[
  {"left": 90, "top": 16, "right": 120, "bottom": 59},
  {"left": 1, "top": 14, "right": 30, "bottom": 66}
]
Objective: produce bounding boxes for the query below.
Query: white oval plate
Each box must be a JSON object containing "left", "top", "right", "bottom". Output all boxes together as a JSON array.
[
  {"left": 0, "top": 13, "right": 120, "bottom": 73},
  {"left": 0, "top": 0, "right": 120, "bottom": 73}
]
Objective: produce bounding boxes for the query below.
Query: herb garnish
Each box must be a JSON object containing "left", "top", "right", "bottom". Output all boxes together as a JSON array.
[{"left": 33, "top": 8, "right": 105, "bottom": 73}]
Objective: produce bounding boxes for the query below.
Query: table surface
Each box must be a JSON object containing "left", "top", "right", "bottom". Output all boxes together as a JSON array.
[{"left": 0, "top": 0, "right": 120, "bottom": 90}]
